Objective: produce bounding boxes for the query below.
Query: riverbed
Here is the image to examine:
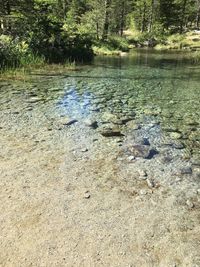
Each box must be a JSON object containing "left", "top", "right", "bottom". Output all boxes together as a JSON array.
[{"left": 0, "top": 50, "right": 200, "bottom": 266}]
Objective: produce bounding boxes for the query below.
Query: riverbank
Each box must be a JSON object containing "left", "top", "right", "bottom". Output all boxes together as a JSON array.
[
  {"left": 1, "top": 48, "right": 199, "bottom": 82},
  {"left": 1, "top": 31, "right": 200, "bottom": 78},
  {"left": 94, "top": 31, "right": 200, "bottom": 58},
  {"left": 155, "top": 31, "right": 200, "bottom": 51},
  {"left": 0, "top": 62, "right": 78, "bottom": 81}
]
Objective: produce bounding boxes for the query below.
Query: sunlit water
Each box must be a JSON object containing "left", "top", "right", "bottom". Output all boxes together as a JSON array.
[{"left": 0, "top": 49, "right": 199, "bottom": 159}]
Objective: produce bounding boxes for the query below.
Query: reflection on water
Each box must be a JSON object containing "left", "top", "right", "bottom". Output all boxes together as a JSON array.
[
  {"left": 58, "top": 86, "right": 92, "bottom": 118},
  {"left": 0, "top": 49, "right": 199, "bottom": 158}
]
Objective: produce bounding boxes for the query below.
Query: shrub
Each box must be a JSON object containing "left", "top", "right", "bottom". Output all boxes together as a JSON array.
[
  {"left": 0, "top": 35, "right": 20, "bottom": 68},
  {"left": 0, "top": 35, "right": 45, "bottom": 69},
  {"left": 106, "top": 35, "right": 130, "bottom": 52}
]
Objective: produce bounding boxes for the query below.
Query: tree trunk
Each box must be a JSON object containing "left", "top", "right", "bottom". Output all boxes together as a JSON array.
[
  {"left": 120, "top": 1, "right": 125, "bottom": 36},
  {"left": 96, "top": 22, "right": 99, "bottom": 40},
  {"left": 141, "top": 1, "right": 147, "bottom": 32},
  {"left": 148, "top": 0, "right": 154, "bottom": 33},
  {"left": 196, "top": 0, "right": 200, "bottom": 29},
  {"left": 4, "top": 0, "right": 11, "bottom": 32},
  {"left": 5, "top": 0, "right": 11, "bottom": 15},
  {"left": 102, "top": 0, "right": 111, "bottom": 40},
  {"left": 0, "top": 18, "right": 4, "bottom": 32},
  {"left": 180, "top": 0, "right": 187, "bottom": 33}
]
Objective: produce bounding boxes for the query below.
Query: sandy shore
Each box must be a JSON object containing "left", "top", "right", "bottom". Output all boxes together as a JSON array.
[{"left": 1, "top": 106, "right": 200, "bottom": 267}]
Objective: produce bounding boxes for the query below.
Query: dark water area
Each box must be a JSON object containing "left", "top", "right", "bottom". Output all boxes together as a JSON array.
[{"left": 0, "top": 49, "right": 199, "bottom": 159}]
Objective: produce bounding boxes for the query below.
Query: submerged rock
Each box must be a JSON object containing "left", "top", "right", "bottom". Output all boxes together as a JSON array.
[
  {"left": 65, "top": 119, "right": 78, "bottom": 126},
  {"left": 84, "top": 191, "right": 91, "bottom": 199},
  {"left": 81, "top": 148, "right": 88, "bottom": 152},
  {"left": 126, "top": 120, "right": 141, "bottom": 130},
  {"left": 84, "top": 119, "right": 98, "bottom": 129},
  {"left": 146, "top": 178, "right": 155, "bottom": 188},
  {"left": 99, "top": 127, "right": 124, "bottom": 137},
  {"left": 169, "top": 132, "right": 182, "bottom": 140},
  {"left": 27, "top": 96, "right": 43, "bottom": 103},
  {"left": 139, "top": 138, "right": 150, "bottom": 146},
  {"left": 138, "top": 169, "right": 148, "bottom": 179},
  {"left": 180, "top": 167, "right": 192, "bottom": 175},
  {"left": 101, "top": 112, "right": 118, "bottom": 123},
  {"left": 186, "top": 200, "right": 194, "bottom": 209},
  {"left": 127, "top": 155, "right": 135, "bottom": 162},
  {"left": 172, "top": 141, "right": 185, "bottom": 149},
  {"left": 126, "top": 144, "right": 158, "bottom": 159}
]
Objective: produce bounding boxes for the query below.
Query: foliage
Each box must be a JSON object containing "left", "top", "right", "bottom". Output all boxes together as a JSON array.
[
  {"left": 93, "top": 45, "right": 121, "bottom": 55},
  {"left": 0, "top": 35, "right": 44, "bottom": 69},
  {"left": 93, "top": 35, "right": 130, "bottom": 56},
  {"left": 106, "top": 35, "right": 130, "bottom": 51},
  {"left": 0, "top": 0, "right": 94, "bottom": 69},
  {"left": 0, "top": 0, "right": 200, "bottom": 69}
]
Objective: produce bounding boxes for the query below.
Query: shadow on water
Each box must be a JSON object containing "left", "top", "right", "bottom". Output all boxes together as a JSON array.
[{"left": 30, "top": 49, "right": 200, "bottom": 82}]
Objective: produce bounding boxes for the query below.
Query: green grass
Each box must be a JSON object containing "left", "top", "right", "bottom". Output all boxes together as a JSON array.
[
  {"left": 93, "top": 45, "right": 121, "bottom": 55},
  {"left": 93, "top": 35, "right": 130, "bottom": 56},
  {"left": 155, "top": 32, "right": 200, "bottom": 50},
  {"left": 0, "top": 60, "right": 78, "bottom": 80},
  {"left": 19, "top": 53, "right": 45, "bottom": 67}
]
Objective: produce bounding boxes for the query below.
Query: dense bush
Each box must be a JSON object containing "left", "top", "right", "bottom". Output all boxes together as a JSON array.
[
  {"left": 94, "top": 35, "right": 130, "bottom": 54},
  {"left": 0, "top": 26, "right": 93, "bottom": 70},
  {"left": 0, "top": 35, "right": 45, "bottom": 69},
  {"left": 107, "top": 35, "right": 130, "bottom": 52},
  {"left": 0, "top": 35, "right": 20, "bottom": 68}
]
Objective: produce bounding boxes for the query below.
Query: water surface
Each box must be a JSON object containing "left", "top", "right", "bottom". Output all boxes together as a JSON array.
[{"left": 0, "top": 49, "right": 199, "bottom": 159}]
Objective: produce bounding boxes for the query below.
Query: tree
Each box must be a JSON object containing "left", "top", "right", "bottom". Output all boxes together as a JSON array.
[
  {"left": 102, "top": 0, "right": 111, "bottom": 39},
  {"left": 196, "top": 0, "right": 200, "bottom": 28}
]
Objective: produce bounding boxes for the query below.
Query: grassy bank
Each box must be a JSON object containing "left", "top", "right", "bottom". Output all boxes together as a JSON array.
[
  {"left": 0, "top": 61, "right": 78, "bottom": 81},
  {"left": 92, "top": 31, "right": 200, "bottom": 57},
  {"left": 92, "top": 35, "right": 131, "bottom": 56},
  {"left": 154, "top": 31, "right": 200, "bottom": 51}
]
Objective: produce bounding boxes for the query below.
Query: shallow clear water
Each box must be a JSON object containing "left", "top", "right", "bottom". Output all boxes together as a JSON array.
[{"left": 0, "top": 49, "right": 199, "bottom": 158}]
